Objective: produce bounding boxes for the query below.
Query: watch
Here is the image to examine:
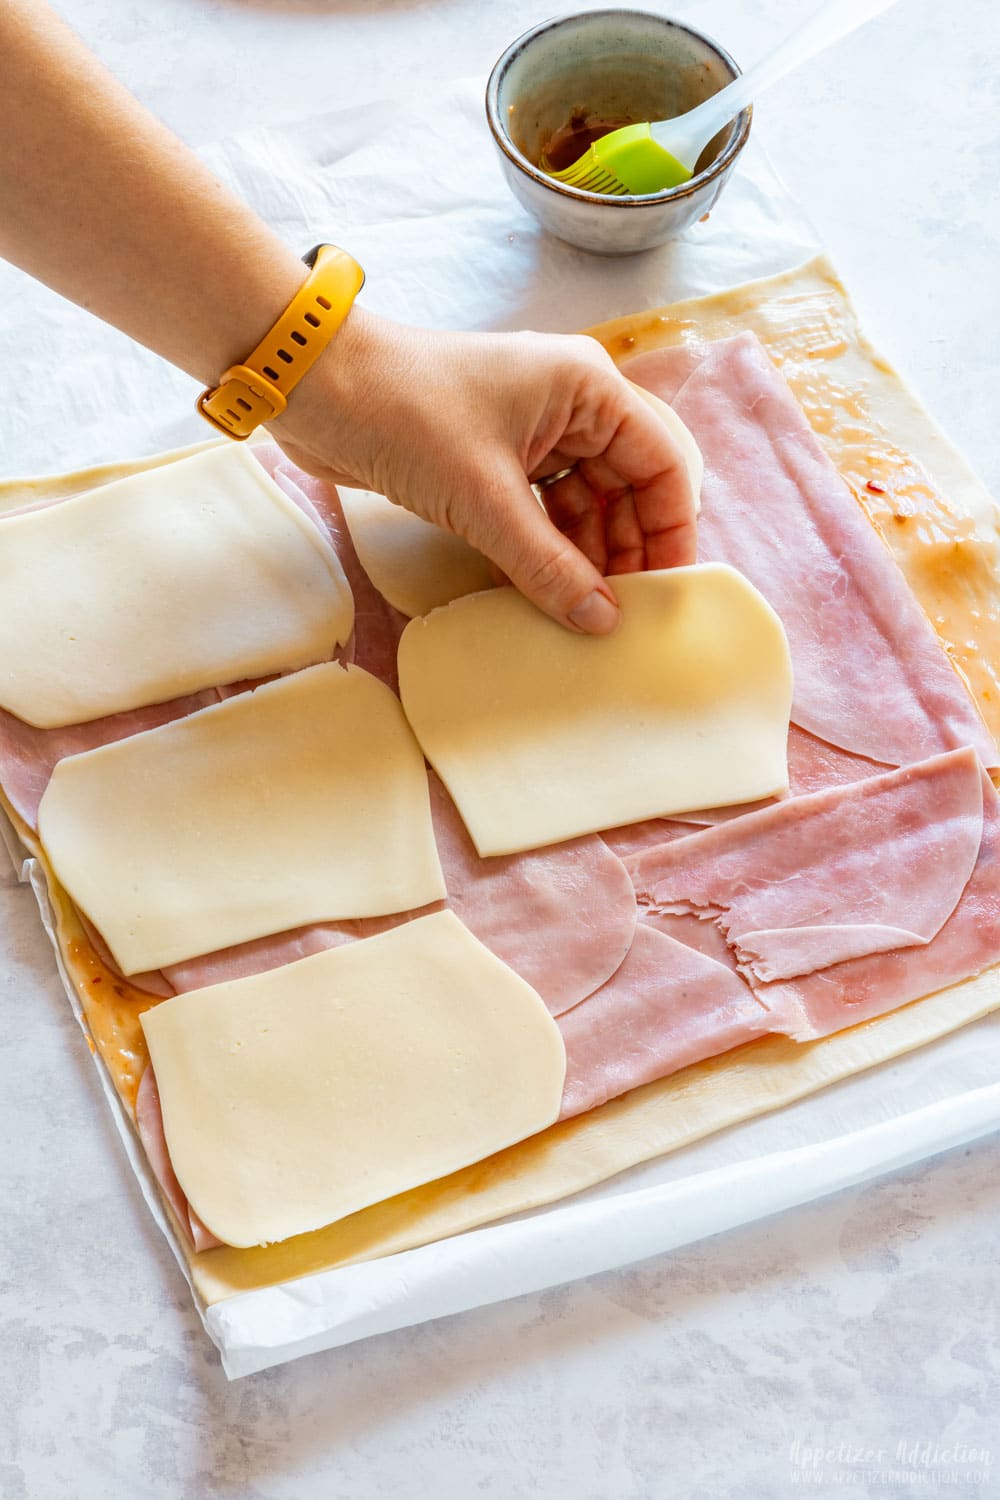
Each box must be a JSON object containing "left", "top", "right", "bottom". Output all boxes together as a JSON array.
[{"left": 197, "top": 243, "right": 365, "bottom": 440}]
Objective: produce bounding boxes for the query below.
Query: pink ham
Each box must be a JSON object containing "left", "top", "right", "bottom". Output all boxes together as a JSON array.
[
  {"left": 560, "top": 751, "right": 1000, "bottom": 1115},
  {"left": 427, "top": 773, "right": 636, "bottom": 1015},
  {"left": 601, "top": 817, "right": 698, "bottom": 861},
  {"left": 628, "top": 748, "right": 984, "bottom": 983},
  {"left": 761, "top": 764, "right": 1000, "bottom": 1039},
  {"left": 134, "top": 1064, "right": 221, "bottom": 1253},
  {"left": 164, "top": 773, "right": 637, "bottom": 1017},
  {"left": 558, "top": 923, "right": 772, "bottom": 1119},
  {"left": 640, "top": 907, "right": 739, "bottom": 972},
  {"left": 625, "top": 343, "right": 707, "bottom": 404},
  {"left": 626, "top": 333, "right": 997, "bottom": 769},
  {"left": 783, "top": 727, "right": 891, "bottom": 797}
]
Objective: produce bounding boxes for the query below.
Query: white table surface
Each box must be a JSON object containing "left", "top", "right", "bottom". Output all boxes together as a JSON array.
[{"left": 3, "top": 1, "right": 1000, "bottom": 1495}]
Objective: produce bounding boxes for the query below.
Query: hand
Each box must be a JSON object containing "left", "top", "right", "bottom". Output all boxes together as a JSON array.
[
  {"left": 0, "top": 3, "right": 695, "bottom": 636},
  {"left": 271, "top": 308, "right": 698, "bottom": 634}
]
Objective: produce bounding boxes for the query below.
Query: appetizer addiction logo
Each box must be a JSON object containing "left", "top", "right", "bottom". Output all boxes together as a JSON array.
[{"left": 787, "top": 1438, "right": 993, "bottom": 1488}]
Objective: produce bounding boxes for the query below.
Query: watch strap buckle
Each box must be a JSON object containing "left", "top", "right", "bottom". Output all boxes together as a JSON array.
[{"left": 197, "top": 365, "right": 288, "bottom": 440}]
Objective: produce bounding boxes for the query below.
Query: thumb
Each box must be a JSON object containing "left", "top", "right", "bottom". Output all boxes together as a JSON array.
[{"left": 472, "top": 463, "right": 620, "bottom": 634}]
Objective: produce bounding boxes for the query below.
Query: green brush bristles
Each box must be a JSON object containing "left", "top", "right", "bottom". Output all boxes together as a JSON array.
[{"left": 548, "top": 123, "right": 693, "bottom": 196}]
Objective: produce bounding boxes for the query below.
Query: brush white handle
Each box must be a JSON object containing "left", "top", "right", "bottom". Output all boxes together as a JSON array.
[{"left": 652, "top": 0, "right": 903, "bottom": 169}]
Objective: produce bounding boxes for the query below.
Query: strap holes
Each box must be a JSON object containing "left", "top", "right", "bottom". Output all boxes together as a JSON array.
[
  {"left": 225, "top": 408, "right": 238, "bottom": 421},
  {"left": 304, "top": 312, "right": 321, "bottom": 328},
  {"left": 291, "top": 331, "right": 307, "bottom": 346},
  {"left": 315, "top": 295, "right": 332, "bottom": 310},
  {"left": 236, "top": 398, "right": 252, "bottom": 412},
  {"left": 277, "top": 348, "right": 293, "bottom": 363},
  {"left": 262, "top": 365, "right": 279, "bottom": 380}
]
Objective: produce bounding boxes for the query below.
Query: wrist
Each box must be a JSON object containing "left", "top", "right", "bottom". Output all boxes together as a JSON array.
[
  {"left": 199, "top": 243, "right": 366, "bottom": 441},
  {"left": 200, "top": 243, "right": 309, "bottom": 389},
  {"left": 270, "top": 302, "right": 394, "bottom": 462}
]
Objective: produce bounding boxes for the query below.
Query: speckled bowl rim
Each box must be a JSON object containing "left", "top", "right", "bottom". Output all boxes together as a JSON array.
[{"left": 485, "top": 9, "right": 752, "bottom": 209}]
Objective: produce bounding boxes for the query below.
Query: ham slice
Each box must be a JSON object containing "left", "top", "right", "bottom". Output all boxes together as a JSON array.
[
  {"left": 164, "top": 772, "right": 636, "bottom": 1017},
  {"left": 628, "top": 748, "right": 984, "bottom": 983},
  {"left": 758, "top": 765, "right": 1000, "bottom": 1039},
  {"left": 427, "top": 773, "right": 636, "bottom": 1015},
  {"left": 561, "top": 750, "right": 1000, "bottom": 1116},
  {"left": 626, "top": 334, "right": 997, "bottom": 769},
  {"left": 558, "top": 924, "right": 772, "bottom": 1119},
  {"left": 134, "top": 1064, "right": 221, "bottom": 1253},
  {"left": 640, "top": 907, "right": 739, "bottom": 972},
  {"left": 601, "top": 817, "right": 697, "bottom": 861},
  {"left": 783, "top": 727, "right": 891, "bottom": 797},
  {"left": 626, "top": 748, "right": 1000, "bottom": 1043}
]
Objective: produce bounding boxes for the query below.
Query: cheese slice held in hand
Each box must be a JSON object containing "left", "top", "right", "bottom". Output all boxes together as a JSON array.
[
  {"left": 140, "top": 910, "right": 566, "bottom": 1247},
  {"left": 398, "top": 564, "right": 793, "bottom": 855},
  {"left": 628, "top": 381, "right": 703, "bottom": 513},
  {"left": 38, "top": 663, "right": 445, "bottom": 974},
  {"left": 0, "top": 443, "right": 353, "bottom": 728},
  {"left": 340, "top": 487, "right": 496, "bottom": 617}
]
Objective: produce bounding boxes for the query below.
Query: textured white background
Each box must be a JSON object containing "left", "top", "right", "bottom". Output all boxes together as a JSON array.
[{"left": 2, "top": 0, "right": 1000, "bottom": 1495}]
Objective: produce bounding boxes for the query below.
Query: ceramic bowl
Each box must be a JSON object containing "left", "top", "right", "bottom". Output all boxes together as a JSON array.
[{"left": 485, "top": 9, "right": 751, "bottom": 256}]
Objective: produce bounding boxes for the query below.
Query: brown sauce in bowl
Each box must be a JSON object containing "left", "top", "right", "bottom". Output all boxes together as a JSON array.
[{"left": 539, "top": 110, "right": 634, "bottom": 171}]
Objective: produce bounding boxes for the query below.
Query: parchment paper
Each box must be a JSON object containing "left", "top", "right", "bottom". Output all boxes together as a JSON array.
[{"left": 3, "top": 77, "right": 999, "bottom": 1379}]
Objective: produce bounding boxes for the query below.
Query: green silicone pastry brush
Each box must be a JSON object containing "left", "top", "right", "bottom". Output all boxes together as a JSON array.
[{"left": 545, "top": 0, "right": 902, "bottom": 196}]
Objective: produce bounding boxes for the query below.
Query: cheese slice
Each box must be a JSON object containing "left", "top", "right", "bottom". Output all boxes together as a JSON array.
[
  {"left": 0, "top": 442, "right": 353, "bottom": 727},
  {"left": 398, "top": 563, "right": 793, "bottom": 855},
  {"left": 628, "top": 382, "right": 704, "bottom": 513},
  {"left": 38, "top": 663, "right": 445, "bottom": 974},
  {"left": 140, "top": 910, "right": 567, "bottom": 1247},
  {"left": 340, "top": 487, "right": 496, "bottom": 617},
  {"left": 0, "top": 434, "right": 224, "bottom": 516}
]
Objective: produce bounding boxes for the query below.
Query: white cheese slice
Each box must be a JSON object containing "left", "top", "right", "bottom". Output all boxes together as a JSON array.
[
  {"left": 38, "top": 663, "right": 445, "bottom": 974},
  {"left": 0, "top": 443, "right": 353, "bottom": 727},
  {"left": 340, "top": 487, "right": 495, "bottom": 617},
  {"left": 628, "top": 382, "right": 704, "bottom": 513},
  {"left": 140, "top": 910, "right": 567, "bottom": 1247},
  {"left": 398, "top": 563, "right": 793, "bottom": 855}
]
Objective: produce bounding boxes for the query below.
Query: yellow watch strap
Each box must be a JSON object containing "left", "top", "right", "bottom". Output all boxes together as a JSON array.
[{"left": 197, "top": 244, "right": 365, "bottom": 440}]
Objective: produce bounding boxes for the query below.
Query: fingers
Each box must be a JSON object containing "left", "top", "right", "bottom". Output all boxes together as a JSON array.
[
  {"left": 539, "top": 441, "right": 696, "bottom": 577},
  {"left": 546, "top": 362, "right": 700, "bottom": 574},
  {"left": 578, "top": 449, "right": 699, "bottom": 574},
  {"left": 473, "top": 456, "right": 620, "bottom": 634},
  {"left": 585, "top": 409, "right": 698, "bottom": 571},
  {"left": 539, "top": 468, "right": 609, "bottom": 575},
  {"left": 603, "top": 484, "right": 644, "bottom": 575}
]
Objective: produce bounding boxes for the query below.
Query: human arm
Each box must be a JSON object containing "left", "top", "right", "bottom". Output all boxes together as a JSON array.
[{"left": 0, "top": 0, "right": 697, "bottom": 632}]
